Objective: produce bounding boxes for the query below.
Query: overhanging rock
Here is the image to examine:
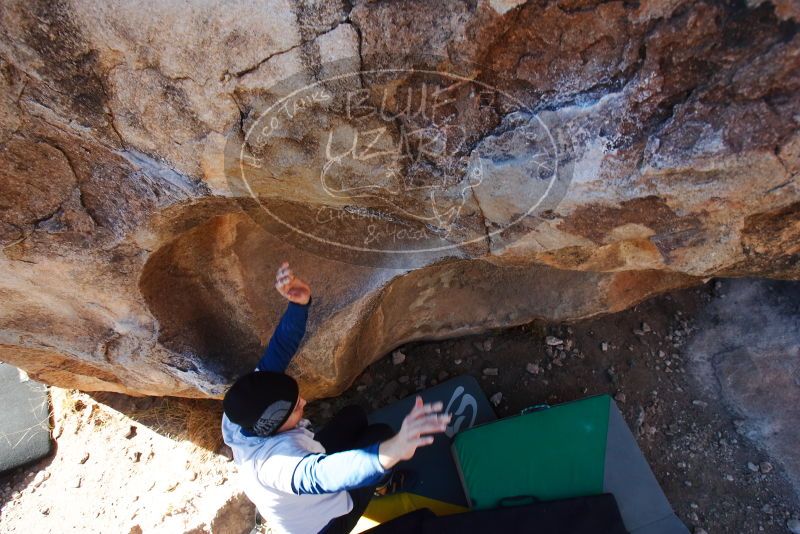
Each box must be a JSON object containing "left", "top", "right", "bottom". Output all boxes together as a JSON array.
[{"left": 0, "top": 0, "right": 797, "bottom": 398}]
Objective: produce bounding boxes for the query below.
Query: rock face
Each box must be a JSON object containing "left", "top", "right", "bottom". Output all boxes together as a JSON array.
[{"left": 0, "top": 0, "right": 797, "bottom": 398}]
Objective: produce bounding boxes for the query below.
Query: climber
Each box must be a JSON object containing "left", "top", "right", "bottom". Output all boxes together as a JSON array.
[{"left": 221, "top": 262, "right": 451, "bottom": 534}]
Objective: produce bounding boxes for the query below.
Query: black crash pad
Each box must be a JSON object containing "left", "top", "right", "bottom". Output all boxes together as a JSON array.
[
  {"left": 368, "top": 375, "right": 496, "bottom": 507},
  {"left": 363, "top": 493, "right": 629, "bottom": 534}
]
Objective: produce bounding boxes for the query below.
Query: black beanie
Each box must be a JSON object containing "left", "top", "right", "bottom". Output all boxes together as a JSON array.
[{"left": 223, "top": 371, "right": 299, "bottom": 436}]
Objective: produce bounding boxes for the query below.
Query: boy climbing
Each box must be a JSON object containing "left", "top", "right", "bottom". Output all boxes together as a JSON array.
[{"left": 222, "top": 262, "right": 451, "bottom": 534}]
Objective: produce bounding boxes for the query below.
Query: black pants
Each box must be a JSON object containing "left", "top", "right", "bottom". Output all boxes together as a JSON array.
[{"left": 316, "top": 405, "right": 395, "bottom": 534}]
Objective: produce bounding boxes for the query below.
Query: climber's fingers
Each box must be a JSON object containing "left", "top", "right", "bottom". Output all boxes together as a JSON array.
[{"left": 276, "top": 262, "right": 295, "bottom": 288}]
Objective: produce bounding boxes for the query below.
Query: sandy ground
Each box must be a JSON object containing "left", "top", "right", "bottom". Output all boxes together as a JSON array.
[
  {"left": 0, "top": 390, "right": 250, "bottom": 533},
  {"left": 1, "top": 279, "right": 799, "bottom": 533}
]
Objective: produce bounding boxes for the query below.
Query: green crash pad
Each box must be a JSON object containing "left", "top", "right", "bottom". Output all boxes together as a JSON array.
[
  {"left": 0, "top": 363, "right": 52, "bottom": 473},
  {"left": 369, "top": 375, "right": 497, "bottom": 507},
  {"left": 453, "top": 395, "right": 610, "bottom": 507},
  {"left": 452, "top": 395, "right": 688, "bottom": 534}
]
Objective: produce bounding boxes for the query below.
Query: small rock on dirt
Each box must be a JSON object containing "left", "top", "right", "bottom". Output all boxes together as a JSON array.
[
  {"left": 525, "top": 363, "right": 540, "bottom": 375},
  {"left": 32, "top": 470, "right": 49, "bottom": 488},
  {"left": 601, "top": 342, "right": 609, "bottom": 352},
  {"left": 614, "top": 392, "right": 627, "bottom": 403},
  {"left": 545, "top": 336, "right": 563, "bottom": 346},
  {"left": 489, "top": 392, "right": 503, "bottom": 406},
  {"left": 392, "top": 351, "right": 406, "bottom": 365},
  {"left": 482, "top": 367, "right": 498, "bottom": 376},
  {"left": 759, "top": 461, "right": 773, "bottom": 474},
  {"left": 606, "top": 367, "right": 617, "bottom": 382}
]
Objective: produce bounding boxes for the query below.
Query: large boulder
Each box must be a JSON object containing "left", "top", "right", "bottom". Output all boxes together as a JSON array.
[{"left": 0, "top": 0, "right": 797, "bottom": 399}]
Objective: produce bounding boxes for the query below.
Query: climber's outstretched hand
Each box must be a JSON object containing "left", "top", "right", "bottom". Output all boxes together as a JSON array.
[
  {"left": 275, "top": 262, "right": 311, "bottom": 305},
  {"left": 378, "top": 396, "right": 451, "bottom": 470}
]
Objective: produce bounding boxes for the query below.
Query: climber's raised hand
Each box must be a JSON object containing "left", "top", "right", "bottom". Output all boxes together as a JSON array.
[{"left": 275, "top": 262, "right": 311, "bottom": 305}]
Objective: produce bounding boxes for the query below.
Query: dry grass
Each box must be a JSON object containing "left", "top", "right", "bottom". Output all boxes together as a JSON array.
[
  {"left": 54, "top": 389, "right": 225, "bottom": 460},
  {"left": 125, "top": 398, "right": 224, "bottom": 458},
  {"left": 183, "top": 399, "right": 225, "bottom": 457}
]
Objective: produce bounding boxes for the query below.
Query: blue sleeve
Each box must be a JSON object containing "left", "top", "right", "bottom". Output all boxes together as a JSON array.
[
  {"left": 256, "top": 300, "right": 311, "bottom": 373},
  {"left": 291, "top": 443, "right": 387, "bottom": 495}
]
